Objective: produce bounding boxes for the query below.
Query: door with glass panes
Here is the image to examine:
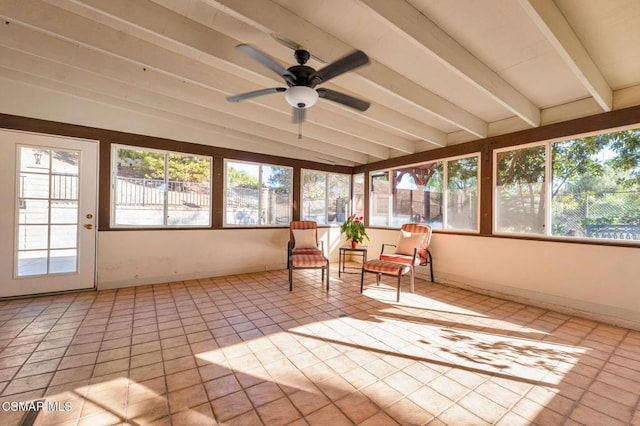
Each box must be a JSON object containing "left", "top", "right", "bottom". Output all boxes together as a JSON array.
[{"left": 0, "top": 130, "right": 98, "bottom": 297}]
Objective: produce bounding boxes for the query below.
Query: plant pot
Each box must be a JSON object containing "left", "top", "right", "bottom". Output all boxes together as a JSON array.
[{"left": 351, "top": 240, "right": 359, "bottom": 248}]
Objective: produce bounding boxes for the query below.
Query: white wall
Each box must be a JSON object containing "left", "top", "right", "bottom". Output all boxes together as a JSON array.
[
  {"left": 97, "top": 226, "right": 345, "bottom": 289},
  {"left": 430, "top": 233, "right": 640, "bottom": 330},
  {"left": 98, "top": 227, "right": 639, "bottom": 330}
]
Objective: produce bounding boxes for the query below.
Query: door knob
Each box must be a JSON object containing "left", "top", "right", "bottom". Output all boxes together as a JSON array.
[{"left": 84, "top": 224, "right": 94, "bottom": 230}]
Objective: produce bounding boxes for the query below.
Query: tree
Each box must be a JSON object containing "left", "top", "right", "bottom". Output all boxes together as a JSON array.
[
  {"left": 116, "top": 149, "right": 210, "bottom": 183},
  {"left": 168, "top": 154, "right": 210, "bottom": 183},
  {"left": 606, "top": 129, "right": 640, "bottom": 188},
  {"left": 266, "top": 167, "right": 292, "bottom": 194},
  {"left": 302, "top": 171, "right": 325, "bottom": 201},
  {"left": 226, "top": 166, "right": 258, "bottom": 189},
  {"left": 447, "top": 157, "right": 478, "bottom": 191},
  {"left": 551, "top": 135, "right": 609, "bottom": 196},
  {"left": 499, "top": 128, "right": 640, "bottom": 234},
  {"left": 496, "top": 146, "right": 546, "bottom": 231}
]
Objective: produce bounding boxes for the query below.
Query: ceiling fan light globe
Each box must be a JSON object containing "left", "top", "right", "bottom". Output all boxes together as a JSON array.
[{"left": 285, "top": 86, "right": 318, "bottom": 109}]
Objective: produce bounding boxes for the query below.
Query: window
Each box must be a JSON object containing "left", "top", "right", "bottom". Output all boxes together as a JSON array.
[
  {"left": 371, "top": 154, "right": 479, "bottom": 231},
  {"left": 225, "top": 160, "right": 292, "bottom": 226},
  {"left": 370, "top": 171, "right": 390, "bottom": 226},
  {"left": 495, "top": 127, "right": 640, "bottom": 242},
  {"left": 495, "top": 145, "right": 546, "bottom": 234},
  {"left": 392, "top": 163, "right": 443, "bottom": 228},
  {"left": 352, "top": 173, "right": 365, "bottom": 217},
  {"left": 301, "top": 170, "right": 350, "bottom": 225},
  {"left": 17, "top": 146, "right": 80, "bottom": 275},
  {"left": 447, "top": 156, "right": 479, "bottom": 230},
  {"left": 112, "top": 145, "right": 212, "bottom": 227}
]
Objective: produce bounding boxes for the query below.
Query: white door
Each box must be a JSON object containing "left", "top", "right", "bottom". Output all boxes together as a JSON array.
[{"left": 0, "top": 130, "right": 98, "bottom": 297}]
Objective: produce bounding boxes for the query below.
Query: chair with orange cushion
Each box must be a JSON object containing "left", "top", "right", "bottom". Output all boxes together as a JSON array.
[
  {"left": 289, "top": 220, "right": 323, "bottom": 256},
  {"left": 379, "top": 223, "right": 434, "bottom": 282},
  {"left": 288, "top": 221, "right": 329, "bottom": 291}
]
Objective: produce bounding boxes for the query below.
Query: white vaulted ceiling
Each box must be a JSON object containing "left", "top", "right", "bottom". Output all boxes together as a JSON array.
[{"left": 1, "top": 0, "right": 639, "bottom": 166}]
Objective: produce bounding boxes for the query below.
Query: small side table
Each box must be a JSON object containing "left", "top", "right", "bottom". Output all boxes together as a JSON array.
[{"left": 339, "top": 246, "right": 368, "bottom": 277}]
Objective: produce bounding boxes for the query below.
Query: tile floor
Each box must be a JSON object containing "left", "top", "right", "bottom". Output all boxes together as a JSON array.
[{"left": 0, "top": 266, "right": 639, "bottom": 425}]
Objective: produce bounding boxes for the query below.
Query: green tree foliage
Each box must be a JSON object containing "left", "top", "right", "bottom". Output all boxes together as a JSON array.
[
  {"left": 117, "top": 148, "right": 164, "bottom": 179},
  {"left": 447, "top": 157, "right": 477, "bottom": 191},
  {"left": 499, "top": 128, "right": 640, "bottom": 233},
  {"left": 117, "top": 149, "right": 210, "bottom": 183},
  {"left": 227, "top": 166, "right": 259, "bottom": 189},
  {"left": 551, "top": 135, "right": 609, "bottom": 196},
  {"left": 302, "top": 171, "right": 325, "bottom": 201},
  {"left": 606, "top": 129, "right": 640, "bottom": 188},
  {"left": 266, "top": 167, "right": 292, "bottom": 194},
  {"left": 497, "top": 146, "right": 545, "bottom": 187},
  {"left": 168, "top": 154, "right": 210, "bottom": 183},
  {"left": 496, "top": 146, "right": 546, "bottom": 231}
]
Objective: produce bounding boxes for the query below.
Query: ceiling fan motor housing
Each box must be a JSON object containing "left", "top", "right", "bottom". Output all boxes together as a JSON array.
[
  {"left": 294, "top": 49, "right": 311, "bottom": 65},
  {"left": 285, "top": 86, "right": 318, "bottom": 109},
  {"left": 286, "top": 57, "right": 320, "bottom": 108}
]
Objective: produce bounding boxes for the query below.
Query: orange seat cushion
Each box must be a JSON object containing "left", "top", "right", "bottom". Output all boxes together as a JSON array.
[
  {"left": 290, "top": 254, "right": 328, "bottom": 267},
  {"left": 363, "top": 259, "right": 411, "bottom": 275}
]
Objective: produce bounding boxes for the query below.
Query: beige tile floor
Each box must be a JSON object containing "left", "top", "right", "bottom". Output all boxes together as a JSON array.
[{"left": 0, "top": 266, "right": 639, "bottom": 425}]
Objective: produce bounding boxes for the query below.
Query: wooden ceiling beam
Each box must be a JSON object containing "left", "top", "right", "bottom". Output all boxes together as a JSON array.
[
  {"left": 518, "top": 0, "right": 612, "bottom": 112},
  {"left": 359, "top": 0, "right": 541, "bottom": 128}
]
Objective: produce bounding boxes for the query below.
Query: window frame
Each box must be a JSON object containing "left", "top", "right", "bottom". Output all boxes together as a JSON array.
[
  {"left": 300, "top": 169, "right": 351, "bottom": 225},
  {"left": 493, "top": 129, "right": 640, "bottom": 245},
  {"left": 493, "top": 140, "right": 548, "bottom": 237},
  {"left": 110, "top": 144, "right": 213, "bottom": 229},
  {"left": 369, "top": 152, "right": 481, "bottom": 232},
  {"left": 223, "top": 159, "right": 293, "bottom": 228},
  {"left": 352, "top": 172, "right": 365, "bottom": 218}
]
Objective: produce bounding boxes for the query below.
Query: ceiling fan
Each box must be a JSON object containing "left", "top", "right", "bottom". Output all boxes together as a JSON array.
[{"left": 227, "top": 44, "right": 371, "bottom": 130}]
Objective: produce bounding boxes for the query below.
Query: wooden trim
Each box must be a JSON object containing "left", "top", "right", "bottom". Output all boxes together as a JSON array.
[
  {"left": 355, "top": 105, "right": 640, "bottom": 241},
  {"left": 0, "top": 112, "right": 354, "bottom": 172},
  {"left": 479, "top": 141, "right": 492, "bottom": 235},
  {"left": 488, "top": 104, "right": 640, "bottom": 150},
  {"left": 292, "top": 167, "right": 301, "bottom": 221},
  {"left": 2, "top": 105, "right": 640, "bottom": 247},
  {"left": 355, "top": 104, "right": 640, "bottom": 174},
  {"left": 212, "top": 156, "right": 224, "bottom": 228},
  {"left": 0, "top": 113, "right": 352, "bottom": 231},
  {"left": 354, "top": 139, "right": 484, "bottom": 174},
  {"left": 363, "top": 171, "right": 370, "bottom": 228},
  {"left": 98, "top": 140, "right": 112, "bottom": 231}
]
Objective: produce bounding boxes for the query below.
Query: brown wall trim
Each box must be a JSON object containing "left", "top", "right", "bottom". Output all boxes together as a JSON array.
[
  {"left": 98, "top": 140, "right": 112, "bottom": 230},
  {"left": 354, "top": 140, "right": 484, "bottom": 174},
  {"left": 355, "top": 104, "right": 640, "bottom": 241},
  {"left": 2, "top": 105, "right": 639, "bottom": 248},
  {"left": 354, "top": 104, "right": 640, "bottom": 174},
  {"left": 488, "top": 104, "right": 640, "bottom": 150},
  {"left": 479, "top": 142, "right": 493, "bottom": 235},
  {"left": 212, "top": 156, "right": 225, "bottom": 228},
  {"left": 0, "top": 114, "right": 353, "bottom": 174},
  {"left": 0, "top": 113, "right": 353, "bottom": 231}
]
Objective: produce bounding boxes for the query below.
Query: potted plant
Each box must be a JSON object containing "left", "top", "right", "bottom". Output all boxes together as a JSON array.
[{"left": 341, "top": 215, "right": 370, "bottom": 248}]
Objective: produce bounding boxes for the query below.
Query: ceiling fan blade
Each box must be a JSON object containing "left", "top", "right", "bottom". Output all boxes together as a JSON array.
[
  {"left": 292, "top": 107, "right": 306, "bottom": 124},
  {"left": 317, "top": 88, "right": 370, "bottom": 111},
  {"left": 237, "top": 44, "right": 295, "bottom": 84},
  {"left": 313, "top": 50, "right": 369, "bottom": 85},
  {"left": 226, "top": 87, "right": 286, "bottom": 103}
]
